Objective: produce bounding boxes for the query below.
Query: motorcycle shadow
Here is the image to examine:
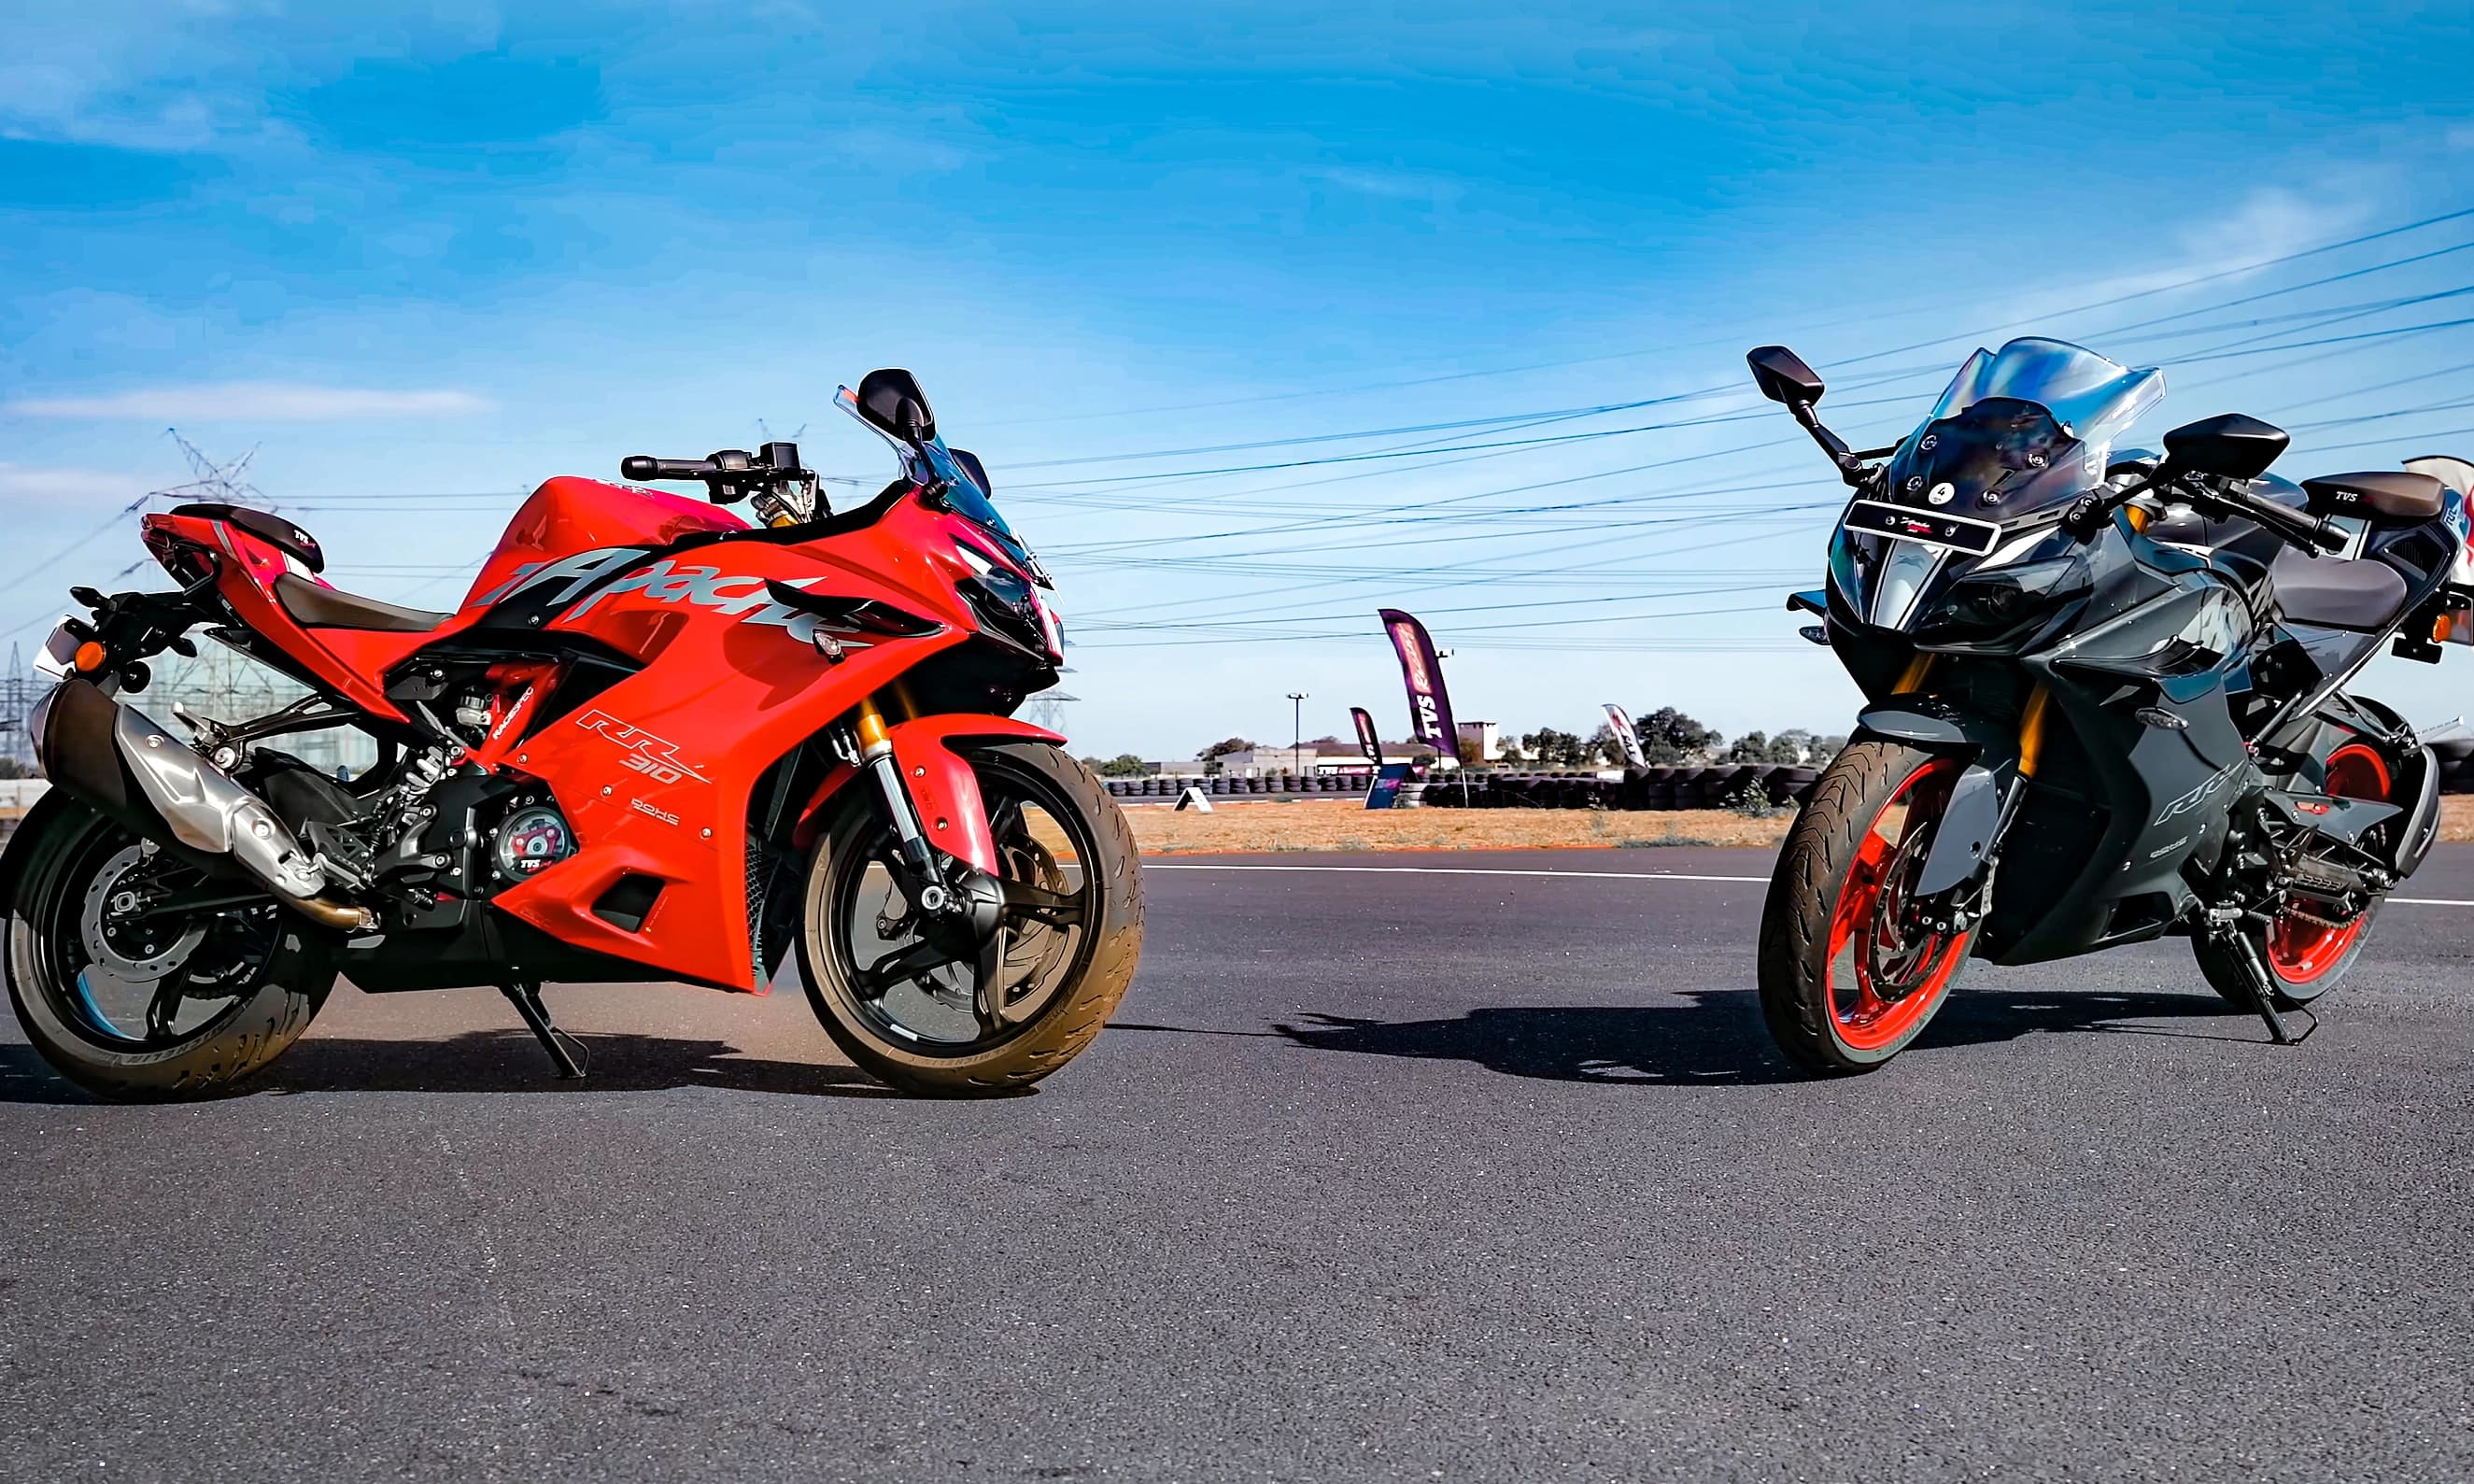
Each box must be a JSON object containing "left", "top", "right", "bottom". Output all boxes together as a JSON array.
[
  {"left": 0, "top": 1031, "right": 897, "bottom": 1104},
  {"left": 1273, "top": 986, "right": 2244, "bottom": 1086}
]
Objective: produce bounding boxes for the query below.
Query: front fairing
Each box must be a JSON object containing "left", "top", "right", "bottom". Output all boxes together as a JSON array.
[{"left": 1826, "top": 337, "right": 2167, "bottom": 654}]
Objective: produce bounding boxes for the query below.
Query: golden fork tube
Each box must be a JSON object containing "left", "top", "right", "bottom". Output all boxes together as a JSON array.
[
  {"left": 2018, "top": 684, "right": 2054, "bottom": 778},
  {"left": 855, "top": 693, "right": 936, "bottom": 882},
  {"left": 855, "top": 695, "right": 892, "bottom": 759},
  {"left": 1892, "top": 653, "right": 1937, "bottom": 694}
]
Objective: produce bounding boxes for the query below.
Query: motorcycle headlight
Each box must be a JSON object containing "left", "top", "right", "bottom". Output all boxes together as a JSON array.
[{"left": 1911, "top": 555, "right": 2088, "bottom": 643}]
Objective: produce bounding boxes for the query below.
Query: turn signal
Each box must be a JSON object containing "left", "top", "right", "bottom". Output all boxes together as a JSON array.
[{"left": 73, "top": 641, "right": 106, "bottom": 673}]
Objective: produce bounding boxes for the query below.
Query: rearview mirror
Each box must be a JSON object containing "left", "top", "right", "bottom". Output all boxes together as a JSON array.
[
  {"left": 855, "top": 368, "right": 937, "bottom": 444},
  {"left": 2161, "top": 413, "right": 2289, "bottom": 482},
  {"left": 1747, "top": 346, "right": 1826, "bottom": 406}
]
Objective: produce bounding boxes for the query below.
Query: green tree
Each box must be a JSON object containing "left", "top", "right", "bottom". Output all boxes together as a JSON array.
[
  {"left": 1633, "top": 706, "right": 1722, "bottom": 764},
  {"left": 1520, "top": 727, "right": 1600, "bottom": 768},
  {"left": 1096, "top": 753, "right": 1149, "bottom": 777}
]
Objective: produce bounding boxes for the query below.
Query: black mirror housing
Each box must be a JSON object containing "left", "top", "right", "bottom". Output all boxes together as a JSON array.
[
  {"left": 1747, "top": 346, "right": 1826, "bottom": 406},
  {"left": 855, "top": 368, "right": 937, "bottom": 443},
  {"left": 2161, "top": 413, "right": 2290, "bottom": 482}
]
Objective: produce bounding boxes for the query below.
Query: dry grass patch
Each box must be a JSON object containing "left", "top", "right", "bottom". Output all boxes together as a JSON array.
[
  {"left": 1122, "top": 799, "right": 1792, "bottom": 855},
  {"left": 1116, "top": 793, "right": 2474, "bottom": 857}
]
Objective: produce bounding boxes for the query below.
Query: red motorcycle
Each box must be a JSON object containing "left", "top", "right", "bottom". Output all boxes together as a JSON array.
[{"left": 5, "top": 370, "right": 1142, "bottom": 1099}]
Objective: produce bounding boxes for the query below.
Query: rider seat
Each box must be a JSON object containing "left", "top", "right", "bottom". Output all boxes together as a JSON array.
[
  {"left": 2267, "top": 545, "right": 2410, "bottom": 633},
  {"left": 272, "top": 574, "right": 449, "bottom": 633}
]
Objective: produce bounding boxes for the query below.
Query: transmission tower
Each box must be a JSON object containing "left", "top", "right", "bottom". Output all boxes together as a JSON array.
[{"left": 0, "top": 643, "right": 38, "bottom": 769}]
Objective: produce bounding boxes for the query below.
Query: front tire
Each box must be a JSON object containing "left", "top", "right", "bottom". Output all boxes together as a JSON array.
[
  {"left": 6, "top": 796, "right": 336, "bottom": 1101},
  {"left": 798, "top": 742, "right": 1144, "bottom": 1095},
  {"left": 1758, "top": 741, "right": 1977, "bottom": 1074}
]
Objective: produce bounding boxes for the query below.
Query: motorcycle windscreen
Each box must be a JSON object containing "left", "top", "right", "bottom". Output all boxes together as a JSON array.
[{"left": 1928, "top": 336, "right": 2165, "bottom": 465}]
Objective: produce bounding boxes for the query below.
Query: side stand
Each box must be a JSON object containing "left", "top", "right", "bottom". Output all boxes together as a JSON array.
[
  {"left": 2225, "top": 929, "right": 2314, "bottom": 1046},
  {"left": 500, "top": 980, "right": 589, "bottom": 1078}
]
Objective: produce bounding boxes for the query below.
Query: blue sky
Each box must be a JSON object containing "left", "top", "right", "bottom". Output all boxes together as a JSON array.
[{"left": 4, "top": 1, "right": 2472, "bottom": 756}]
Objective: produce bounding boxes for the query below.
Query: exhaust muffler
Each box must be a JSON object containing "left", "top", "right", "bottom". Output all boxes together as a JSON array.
[{"left": 32, "top": 678, "right": 374, "bottom": 930}]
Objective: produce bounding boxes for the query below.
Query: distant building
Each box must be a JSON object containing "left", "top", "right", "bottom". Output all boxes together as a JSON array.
[{"left": 1453, "top": 719, "right": 1502, "bottom": 764}]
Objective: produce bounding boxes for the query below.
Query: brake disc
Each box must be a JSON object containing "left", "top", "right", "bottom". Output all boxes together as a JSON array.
[{"left": 79, "top": 845, "right": 207, "bottom": 982}]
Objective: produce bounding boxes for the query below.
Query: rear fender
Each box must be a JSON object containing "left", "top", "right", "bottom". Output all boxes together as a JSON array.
[
  {"left": 2382, "top": 743, "right": 2441, "bottom": 879},
  {"left": 0, "top": 788, "right": 84, "bottom": 912},
  {"left": 795, "top": 714, "right": 1066, "bottom": 874}
]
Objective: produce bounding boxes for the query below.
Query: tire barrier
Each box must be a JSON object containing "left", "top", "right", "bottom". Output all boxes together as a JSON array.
[
  {"left": 1100, "top": 765, "right": 1828, "bottom": 811},
  {"left": 1103, "top": 748, "right": 2474, "bottom": 807}
]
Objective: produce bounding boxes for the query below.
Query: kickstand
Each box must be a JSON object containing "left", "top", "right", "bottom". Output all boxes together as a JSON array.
[
  {"left": 499, "top": 980, "right": 589, "bottom": 1078},
  {"left": 2228, "top": 932, "right": 2316, "bottom": 1046}
]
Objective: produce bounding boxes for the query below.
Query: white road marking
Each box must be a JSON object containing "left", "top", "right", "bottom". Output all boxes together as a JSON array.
[
  {"left": 1144, "top": 863, "right": 1766, "bottom": 883},
  {"left": 1146, "top": 861, "right": 2474, "bottom": 906}
]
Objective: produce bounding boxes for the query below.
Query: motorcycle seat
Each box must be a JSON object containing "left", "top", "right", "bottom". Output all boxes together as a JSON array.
[
  {"left": 272, "top": 573, "right": 449, "bottom": 633},
  {"left": 2268, "top": 545, "right": 2410, "bottom": 633}
]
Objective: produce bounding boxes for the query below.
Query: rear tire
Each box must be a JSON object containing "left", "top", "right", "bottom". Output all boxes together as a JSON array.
[
  {"left": 798, "top": 742, "right": 1143, "bottom": 1095},
  {"left": 5, "top": 797, "right": 335, "bottom": 1101},
  {"left": 2194, "top": 740, "right": 2390, "bottom": 1011},
  {"left": 1758, "top": 741, "right": 1978, "bottom": 1074}
]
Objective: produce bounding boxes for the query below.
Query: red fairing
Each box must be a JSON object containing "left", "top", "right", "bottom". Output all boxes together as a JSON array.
[
  {"left": 459, "top": 476, "right": 748, "bottom": 615},
  {"left": 137, "top": 471, "right": 1066, "bottom": 994}
]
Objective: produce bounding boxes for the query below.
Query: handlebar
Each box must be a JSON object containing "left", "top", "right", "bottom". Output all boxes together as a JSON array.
[
  {"left": 2197, "top": 477, "right": 2349, "bottom": 555},
  {"left": 620, "top": 455, "right": 724, "bottom": 482},
  {"left": 619, "top": 442, "right": 823, "bottom": 523}
]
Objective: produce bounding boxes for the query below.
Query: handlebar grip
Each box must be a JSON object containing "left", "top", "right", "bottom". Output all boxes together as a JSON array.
[{"left": 620, "top": 455, "right": 719, "bottom": 483}]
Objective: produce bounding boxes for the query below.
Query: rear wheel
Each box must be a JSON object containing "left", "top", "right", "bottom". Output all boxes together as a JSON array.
[
  {"left": 1758, "top": 741, "right": 1977, "bottom": 1074},
  {"left": 798, "top": 742, "right": 1144, "bottom": 1095},
  {"left": 2195, "top": 741, "right": 2389, "bottom": 1011},
  {"left": 5, "top": 797, "right": 335, "bottom": 1100}
]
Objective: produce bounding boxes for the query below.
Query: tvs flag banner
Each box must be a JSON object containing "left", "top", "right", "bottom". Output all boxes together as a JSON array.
[
  {"left": 1378, "top": 609, "right": 1458, "bottom": 754},
  {"left": 1349, "top": 706, "right": 1383, "bottom": 764},
  {"left": 1603, "top": 703, "right": 1647, "bottom": 769}
]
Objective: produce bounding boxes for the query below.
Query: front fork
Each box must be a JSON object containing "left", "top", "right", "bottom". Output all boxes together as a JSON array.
[{"left": 839, "top": 694, "right": 1011, "bottom": 1026}]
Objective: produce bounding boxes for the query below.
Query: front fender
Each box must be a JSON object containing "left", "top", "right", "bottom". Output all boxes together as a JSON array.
[
  {"left": 889, "top": 714, "right": 1065, "bottom": 874},
  {"left": 1853, "top": 697, "right": 2017, "bottom": 764},
  {"left": 794, "top": 714, "right": 1067, "bottom": 874},
  {"left": 1853, "top": 699, "right": 2022, "bottom": 901}
]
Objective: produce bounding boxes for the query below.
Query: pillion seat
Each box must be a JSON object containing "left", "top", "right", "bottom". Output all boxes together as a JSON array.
[
  {"left": 2267, "top": 544, "right": 2410, "bottom": 633},
  {"left": 167, "top": 501, "right": 450, "bottom": 633}
]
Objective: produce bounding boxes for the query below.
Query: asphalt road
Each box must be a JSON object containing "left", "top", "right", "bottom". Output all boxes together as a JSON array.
[{"left": 4, "top": 844, "right": 2472, "bottom": 1483}]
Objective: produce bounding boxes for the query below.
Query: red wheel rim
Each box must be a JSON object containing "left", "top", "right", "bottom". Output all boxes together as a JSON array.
[
  {"left": 1825, "top": 757, "right": 1972, "bottom": 1051},
  {"left": 2263, "top": 742, "right": 2389, "bottom": 983}
]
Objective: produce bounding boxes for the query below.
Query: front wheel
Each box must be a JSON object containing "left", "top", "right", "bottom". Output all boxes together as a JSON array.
[
  {"left": 6, "top": 795, "right": 336, "bottom": 1100},
  {"left": 798, "top": 742, "right": 1144, "bottom": 1095},
  {"left": 1758, "top": 741, "right": 1978, "bottom": 1074}
]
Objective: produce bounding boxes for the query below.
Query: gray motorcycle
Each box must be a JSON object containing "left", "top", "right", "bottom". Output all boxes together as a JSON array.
[{"left": 1750, "top": 335, "right": 2472, "bottom": 1072}]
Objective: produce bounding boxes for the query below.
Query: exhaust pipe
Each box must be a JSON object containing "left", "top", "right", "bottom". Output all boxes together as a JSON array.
[{"left": 32, "top": 678, "right": 375, "bottom": 931}]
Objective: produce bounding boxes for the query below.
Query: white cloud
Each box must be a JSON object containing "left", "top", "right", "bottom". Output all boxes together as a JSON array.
[
  {"left": 7, "top": 384, "right": 492, "bottom": 421},
  {"left": 0, "top": 462, "right": 152, "bottom": 507}
]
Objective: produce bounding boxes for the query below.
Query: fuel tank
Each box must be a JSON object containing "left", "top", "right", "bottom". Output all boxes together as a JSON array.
[{"left": 458, "top": 476, "right": 747, "bottom": 615}]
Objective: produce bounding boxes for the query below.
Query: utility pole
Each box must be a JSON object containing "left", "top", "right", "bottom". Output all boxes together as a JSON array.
[{"left": 1286, "top": 692, "right": 1308, "bottom": 773}]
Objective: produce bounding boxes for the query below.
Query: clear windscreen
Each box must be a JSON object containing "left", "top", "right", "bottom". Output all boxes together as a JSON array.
[{"left": 1927, "top": 336, "right": 2166, "bottom": 460}]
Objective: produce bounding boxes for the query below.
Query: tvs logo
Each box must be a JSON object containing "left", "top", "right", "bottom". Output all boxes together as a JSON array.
[{"left": 575, "top": 710, "right": 709, "bottom": 785}]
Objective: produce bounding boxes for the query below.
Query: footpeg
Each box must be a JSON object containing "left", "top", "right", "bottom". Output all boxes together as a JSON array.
[{"left": 499, "top": 980, "right": 589, "bottom": 1078}]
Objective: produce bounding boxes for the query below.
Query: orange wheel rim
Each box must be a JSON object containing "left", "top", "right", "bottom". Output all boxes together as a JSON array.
[
  {"left": 1825, "top": 757, "right": 1971, "bottom": 1050},
  {"left": 2263, "top": 742, "right": 2388, "bottom": 984}
]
